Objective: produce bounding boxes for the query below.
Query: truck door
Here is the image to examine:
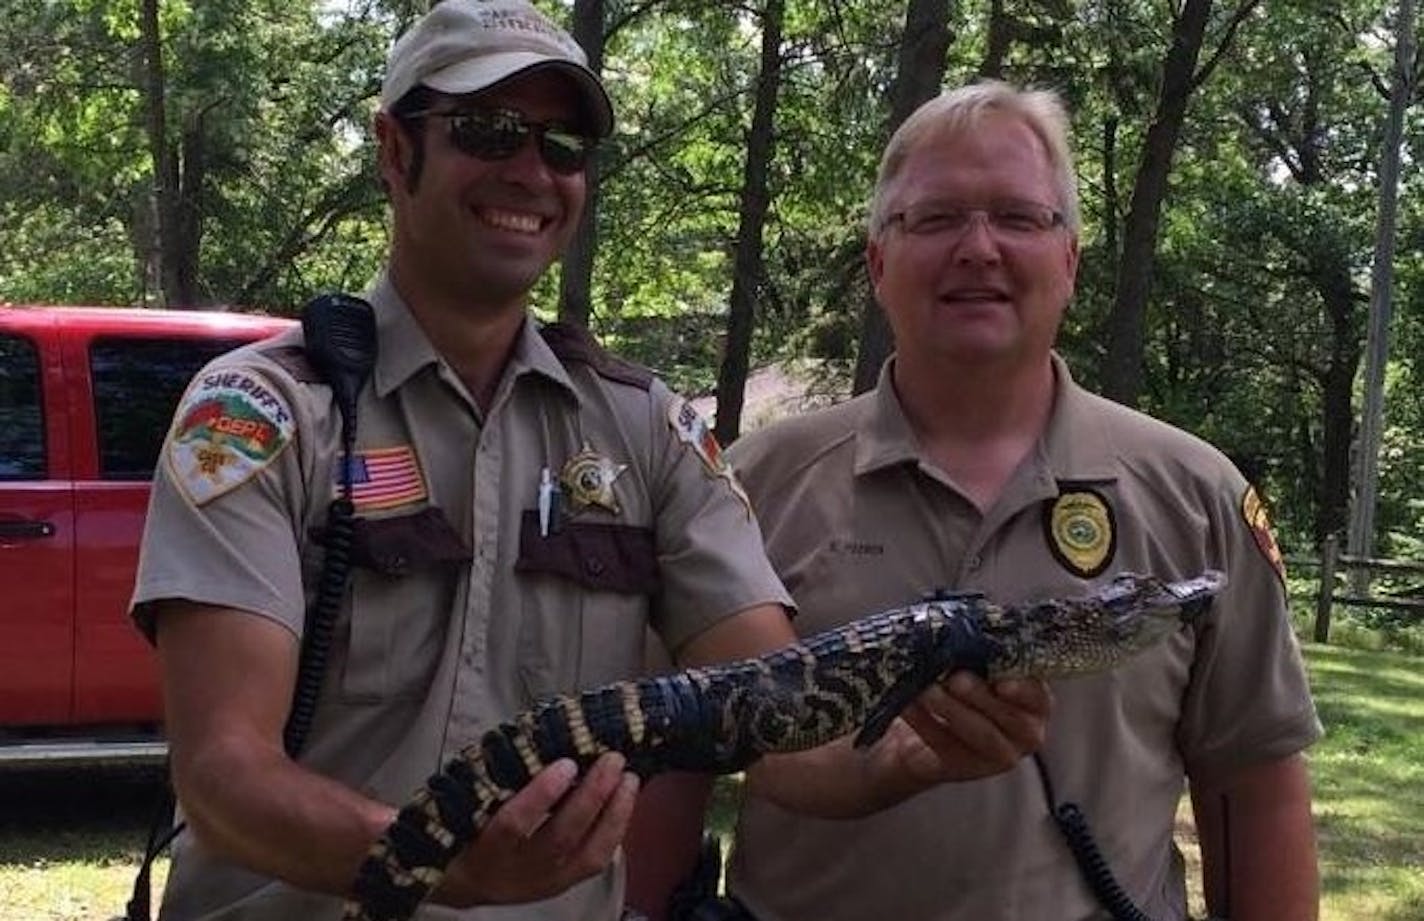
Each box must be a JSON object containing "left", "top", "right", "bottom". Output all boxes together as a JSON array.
[
  {"left": 70, "top": 333, "right": 250, "bottom": 723},
  {"left": 0, "top": 324, "right": 76, "bottom": 726}
]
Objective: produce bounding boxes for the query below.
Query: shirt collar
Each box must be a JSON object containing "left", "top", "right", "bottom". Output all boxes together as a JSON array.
[
  {"left": 852, "top": 353, "right": 1119, "bottom": 485},
  {"left": 1040, "top": 353, "right": 1118, "bottom": 484},
  {"left": 853, "top": 358, "right": 927, "bottom": 475},
  {"left": 508, "top": 316, "right": 579, "bottom": 402},
  {"left": 365, "top": 272, "right": 578, "bottom": 404}
]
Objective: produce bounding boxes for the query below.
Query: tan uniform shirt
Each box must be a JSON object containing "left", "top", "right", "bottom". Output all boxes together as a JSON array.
[
  {"left": 725, "top": 357, "right": 1320, "bottom": 921},
  {"left": 131, "top": 275, "right": 789, "bottom": 921}
]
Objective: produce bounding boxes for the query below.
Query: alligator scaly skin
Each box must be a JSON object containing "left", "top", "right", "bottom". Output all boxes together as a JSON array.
[{"left": 344, "top": 570, "right": 1225, "bottom": 921}]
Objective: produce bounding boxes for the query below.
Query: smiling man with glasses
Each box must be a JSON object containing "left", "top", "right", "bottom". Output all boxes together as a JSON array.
[{"left": 651, "top": 80, "right": 1322, "bottom": 921}]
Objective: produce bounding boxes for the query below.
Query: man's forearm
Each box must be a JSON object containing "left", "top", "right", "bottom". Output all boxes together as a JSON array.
[
  {"left": 747, "top": 676, "right": 1051, "bottom": 820},
  {"left": 745, "top": 718, "right": 962, "bottom": 819},
  {"left": 745, "top": 737, "right": 894, "bottom": 819},
  {"left": 176, "top": 735, "right": 392, "bottom": 897},
  {"left": 1191, "top": 752, "right": 1319, "bottom": 921},
  {"left": 624, "top": 773, "right": 717, "bottom": 921}
]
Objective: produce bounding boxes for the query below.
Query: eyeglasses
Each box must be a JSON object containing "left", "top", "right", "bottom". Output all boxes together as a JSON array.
[
  {"left": 884, "top": 200, "right": 1066, "bottom": 238},
  {"left": 411, "top": 107, "right": 597, "bottom": 176}
]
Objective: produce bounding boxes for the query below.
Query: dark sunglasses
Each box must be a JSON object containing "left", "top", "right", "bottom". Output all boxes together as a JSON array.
[{"left": 412, "top": 107, "right": 597, "bottom": 175}]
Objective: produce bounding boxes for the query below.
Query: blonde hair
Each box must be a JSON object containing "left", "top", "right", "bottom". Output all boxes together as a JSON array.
[{"left": 868, "top": 80, "right": 1080, "bottom": 237}]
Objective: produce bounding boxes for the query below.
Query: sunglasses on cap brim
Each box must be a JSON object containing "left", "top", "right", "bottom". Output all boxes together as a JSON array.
[{"left": 410, "top": 107, "right": 597, "bottom": 175}]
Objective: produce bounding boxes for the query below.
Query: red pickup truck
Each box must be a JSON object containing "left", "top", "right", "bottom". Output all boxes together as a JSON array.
[{"left": 0, "top": 305, "right": 292, "bottom": 765}]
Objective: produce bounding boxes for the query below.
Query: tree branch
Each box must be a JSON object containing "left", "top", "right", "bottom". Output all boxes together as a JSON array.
[{"left": 1191, "top": 0, "right": 1263, "bottom": 91}]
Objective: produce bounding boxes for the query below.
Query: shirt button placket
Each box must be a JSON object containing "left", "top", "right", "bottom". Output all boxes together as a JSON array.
[{"left": 451, "top": 434, "right": 499, "bottom": 745}]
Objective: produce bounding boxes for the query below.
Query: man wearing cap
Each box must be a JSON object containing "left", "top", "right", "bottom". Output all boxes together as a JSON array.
[{"left": 132, "top": 2, "right": 1049, "bottom": 920}]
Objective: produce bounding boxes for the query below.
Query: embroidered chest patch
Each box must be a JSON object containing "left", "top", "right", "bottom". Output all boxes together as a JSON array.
[
  {"left": 338, "top": 446, "right": 429, "bottom": 512},
  {"left": 168, "top": 368, "right": 296, "bottom": 506},
  {"left": 1043, "top": 488, "right": 1116, "bottom": 578}
]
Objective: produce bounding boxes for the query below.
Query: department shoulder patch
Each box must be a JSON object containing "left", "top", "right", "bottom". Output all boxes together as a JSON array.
[
  {"left": 668, "top": 398, "right": 728, "bottom": 475},
  {"left": 667, "top": 397, "right": 752, "bottom": 518},
  {"left": 1043, "top": 488, "right": 1116, "bottom": 578},
  {"left": 167, "top": 367, "right": 295, "bottom": 506},
  {"left": 1241, "top": 485, "right": 1286, "bottom": 583}
]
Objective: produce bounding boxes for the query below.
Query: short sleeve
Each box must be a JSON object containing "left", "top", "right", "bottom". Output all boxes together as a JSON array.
[
  {"left": 129, "top": 359, "right": 321, "bottom": 643},
  {"left": 645, "top": 384, "right": 791, "bottom": 653},
  {"left": 1176, "top": 477, "right": 1322, "bottom": 776}
]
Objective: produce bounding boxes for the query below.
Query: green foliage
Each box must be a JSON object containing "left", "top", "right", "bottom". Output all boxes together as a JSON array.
[
  {"left": 1, "top": 0, "right": 1420, "bottom": 544},
  {"left": 0, "top": 0, "right": 391, "bottom": 310}
]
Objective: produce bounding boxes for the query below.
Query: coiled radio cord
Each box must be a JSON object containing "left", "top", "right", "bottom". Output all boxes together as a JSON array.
[{"left": 1033, "top": 752, "right": 1157, "bottom": 921}]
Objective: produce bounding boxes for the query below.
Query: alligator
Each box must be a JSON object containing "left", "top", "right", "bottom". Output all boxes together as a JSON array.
[{"left": 344, "top": 570, "right": 1226, "bottom": 921}]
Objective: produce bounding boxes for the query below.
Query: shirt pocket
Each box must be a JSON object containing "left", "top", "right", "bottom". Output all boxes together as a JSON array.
[
  {"left": 339, "top": 507, "right": 472, "bottom": 701},
  {"left": 514, "top": 511, "right": 658, "bottom": 695}
]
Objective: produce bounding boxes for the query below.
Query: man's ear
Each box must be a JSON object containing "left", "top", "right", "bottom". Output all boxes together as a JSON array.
[
  {"left": 1063, "top": 230, "right": 1081, "bottom": 290},
  {"left": 373, "top": 111, "right": 407, "bottom": 188},
  {"left": 866, "top": 237, "right": 885, "bottom": 291}
]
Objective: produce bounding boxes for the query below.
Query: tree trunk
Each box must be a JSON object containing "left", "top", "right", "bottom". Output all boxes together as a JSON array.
[
  {"left": 1100, "top": 0, "right": 1215, "bottom": 406},
  {"left": 173, "top": 121, "right": 206, "bottom": 306},
  {"left": 138, "top": 0, "right": 175, "bottom": 306},
  {"left": 1102, "top": 115, "right": 1119, "bottom": 264},
  {"left": 1347, "top": 0, "right": 1415, "bottom": 565},
  {"left": 138, "top": 0, "right": 206, "bottom": 308},
  {"left": 851, "top": 0, "right": 953, "bottom": 395},
  {"left": 980, "top": 0, "right": 1011, "bottom": 79},
  {"left": 558, "top": 0, "right": 605, "bottom": 327},
  {"left": 1315, "top": 254, "right": 1363, "bottom": 549},
  {"left": 713, "top": 0, "right": 784, "bottom": 445}
]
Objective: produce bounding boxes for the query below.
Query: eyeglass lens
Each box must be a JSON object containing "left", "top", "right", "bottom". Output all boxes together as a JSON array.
[
  {"left": 894, "top": 201, "right": 1062, "bottom": 235},
  {"left": 440, "top": 109, "right": 594, "bottom": 175}
]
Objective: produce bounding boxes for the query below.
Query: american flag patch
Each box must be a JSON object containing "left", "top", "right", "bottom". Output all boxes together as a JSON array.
[{"left": 337, "top": 446, "right": 428, "bottom": 511}]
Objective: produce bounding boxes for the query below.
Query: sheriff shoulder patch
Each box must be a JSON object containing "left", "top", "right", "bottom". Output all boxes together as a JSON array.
[
  {"left": 667, "top": 398, "right": 752, "bottom": 518},
  {"left": 1043, "top": 488, "right": 1116, "bottom": 578},
  {"left": 167, "top": 368, "right": 295, "bottom": 506},
  {"left": 1241, "top": 485, "right": 1286, "bottom": 583}
]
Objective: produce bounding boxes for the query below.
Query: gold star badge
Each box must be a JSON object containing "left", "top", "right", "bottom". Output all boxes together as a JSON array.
[{"left": 560, "top": 444, "right": 627, "bottom": 515}]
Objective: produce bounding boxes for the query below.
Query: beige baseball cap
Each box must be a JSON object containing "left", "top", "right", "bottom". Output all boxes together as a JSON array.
[{"left": 380, "top": 0, "right": 614, "bottom": 137}]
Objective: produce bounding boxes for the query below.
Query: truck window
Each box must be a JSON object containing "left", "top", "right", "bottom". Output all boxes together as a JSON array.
[
  {"left": 0, "top": 333, "right": 45, "bottom": 480},
  {"left": 90, "top": 337, "right": 250, "bottom": 480}
]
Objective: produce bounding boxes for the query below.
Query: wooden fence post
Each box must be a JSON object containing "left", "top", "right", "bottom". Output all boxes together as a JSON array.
[{"left": 1314, "top": 533, "right": 1338, "bottom": 643}]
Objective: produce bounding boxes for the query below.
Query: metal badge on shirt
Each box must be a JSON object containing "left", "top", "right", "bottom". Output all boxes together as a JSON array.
[
  {"left": 1241, "top": 485, "right": 1286, "bottom": 584},
  {"left": 561, "top": 443, "right": 627, "bottom": 514},
  {"left": 1043, "top": 487, "right": 1116, "bottom": 578},
  {"left": 536, "top": 444, "right": 627, "bottom": 536},
  {"left": 167, "top": 368, "right": 295, "bottom": 506},
  {"left": 666, "top": 397, "right": 752, "bottom": 518},
  {"left": 336, "top": 445, "right": 429, "bottom": 512}
]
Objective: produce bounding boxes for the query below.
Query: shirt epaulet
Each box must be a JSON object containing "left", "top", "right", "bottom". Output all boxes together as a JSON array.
[
  {"left": 539, "top": 321, "right": 654, "bottom": 391},
  {"left": 261, "top": 342, "right": 324, "bottom": 384}
]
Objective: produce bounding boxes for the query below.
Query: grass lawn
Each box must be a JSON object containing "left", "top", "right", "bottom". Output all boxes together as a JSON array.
[
  {"left": 0, "top": 766, "right": 169, "bottom": 921},
  {"left": 1302, "top": 642, "right": 1424, "bottom": 921},
  {"left": 1, "top": 641, "right": 1420, "bottom": 920}
]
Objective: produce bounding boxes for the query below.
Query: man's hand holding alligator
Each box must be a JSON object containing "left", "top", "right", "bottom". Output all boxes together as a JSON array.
[{"left": 893, "top": 673, "right": 1054, "bottom": 783}]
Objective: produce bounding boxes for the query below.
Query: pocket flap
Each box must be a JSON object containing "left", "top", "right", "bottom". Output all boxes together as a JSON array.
[
  {"left": 515, "top": 511, "right": 660, "bottom": 595},
  {"left": 348, "top": 507, "right": 472, "bottom": 577}
]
